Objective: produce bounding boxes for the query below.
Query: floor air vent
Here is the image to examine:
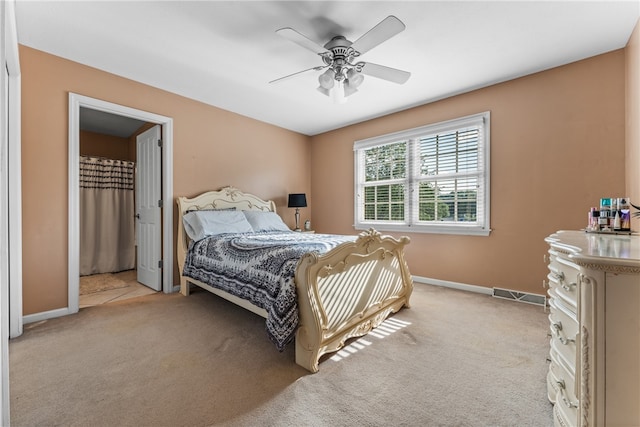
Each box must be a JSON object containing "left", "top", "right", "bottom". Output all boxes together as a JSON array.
[{"left": 492, "top": 287, "right": 546, "bottom": 306}]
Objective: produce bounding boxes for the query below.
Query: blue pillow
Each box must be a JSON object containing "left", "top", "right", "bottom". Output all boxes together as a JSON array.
[
  {"left": 183, "top": 210, "right": 253, "bottom": 241},
  {"left": 243, "top": 211, "right": 291, "bottom": 232}
]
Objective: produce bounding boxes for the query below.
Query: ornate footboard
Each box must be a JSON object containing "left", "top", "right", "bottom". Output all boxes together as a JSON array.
[{"left": 294, "top": 229, "right": 413, "bottom": 372}]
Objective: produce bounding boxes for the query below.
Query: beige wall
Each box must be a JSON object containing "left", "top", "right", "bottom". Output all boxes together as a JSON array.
[
  {"left": 627, "top": 19, "right": 640, "bottom": 220},
  {"left": 20, "top": 45, "right": 311, "bottom": 315},
  {"left": 80, "top": 130, "right": 132, "bottom": 161},
  {"left": 310, "top": 50, "right": 627, "bottom": 295}
]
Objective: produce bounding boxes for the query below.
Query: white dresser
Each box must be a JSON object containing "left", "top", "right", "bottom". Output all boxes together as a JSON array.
[{"left": 544, "top": 230, "right": 640, "bottom": 427}]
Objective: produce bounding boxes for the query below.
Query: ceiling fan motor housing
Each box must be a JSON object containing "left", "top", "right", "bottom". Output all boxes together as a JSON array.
[{"left": 322, "top": 36, "right": 361, "bottom": 80}]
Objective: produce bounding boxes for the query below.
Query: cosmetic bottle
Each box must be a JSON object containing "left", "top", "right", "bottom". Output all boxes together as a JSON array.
[
  {"left": 599, "top": 198, "right": 611, "bottom": 230},
  {"left": 619, "top": 198, "right": 631, "bottom": 231},
  {"left": 589, "top": 208, "right": 599, "bottom": 231},
  {"left": 613, "top": 210, "right": 621, "bottom": 231}
]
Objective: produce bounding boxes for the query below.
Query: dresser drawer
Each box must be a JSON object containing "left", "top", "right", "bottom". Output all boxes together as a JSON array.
[
  {"left": 548, "top": 366, "right": 577, "bottom": 427},
  {"left": 548, "top": 293, "right": 579, "bottom": 366},
  {"left": 547, "top": 252, "right": 579, "bottom": 311},
  {"left": 553, "top": 400, "right": 577, "bottom": 427},
  {"left": 549, "top": 349, "right": 579, "bottom": 426}
]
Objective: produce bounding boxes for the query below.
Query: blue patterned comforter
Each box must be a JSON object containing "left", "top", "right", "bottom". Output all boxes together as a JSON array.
[{"left": 182, "top": 231, "right": 356, "bottom": 350}]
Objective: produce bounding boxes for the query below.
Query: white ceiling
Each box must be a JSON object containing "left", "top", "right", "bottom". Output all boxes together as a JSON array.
[{"left": 15, "top": 1, "right": 640, "bottom": 136}]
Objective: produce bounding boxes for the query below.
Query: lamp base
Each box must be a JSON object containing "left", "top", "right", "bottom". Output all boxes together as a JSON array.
[{"left": 294, "top": 209, "right": 301, "bottom": 232}]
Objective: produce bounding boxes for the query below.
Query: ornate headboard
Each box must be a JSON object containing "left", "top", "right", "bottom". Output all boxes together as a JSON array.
[{"left": 176, "top": 186, "right": 277, "bottom": 275}]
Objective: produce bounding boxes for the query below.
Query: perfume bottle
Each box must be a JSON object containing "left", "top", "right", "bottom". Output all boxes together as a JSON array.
[
  {"left": 619, "top": 198, "right": 631, "bottom": 231},
  {"left": 589, "top": 207, "right": 599, "bottom": 231}
]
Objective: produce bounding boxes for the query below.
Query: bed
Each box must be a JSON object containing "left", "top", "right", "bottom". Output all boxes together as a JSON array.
[{"left": 176, "top": 186, "right": 413, "bottom": 372}]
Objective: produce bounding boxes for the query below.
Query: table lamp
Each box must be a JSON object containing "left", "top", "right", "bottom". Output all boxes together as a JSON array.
[{"left": 288, "top": 193, "right": 307, "bottom": 231}]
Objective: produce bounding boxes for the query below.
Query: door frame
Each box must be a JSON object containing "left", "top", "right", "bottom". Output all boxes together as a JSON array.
[
  {"left": 68, "top": 93, "right": 175, "bottom": 315},
  {"left": 6, "top": 0, "right": 21, "bottom": 341},
  {"left": 3, "top": 0, "right": 20, "bottom": 423}
]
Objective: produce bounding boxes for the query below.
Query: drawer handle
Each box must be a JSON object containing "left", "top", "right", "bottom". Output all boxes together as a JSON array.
[
  {"left": 551, "top": 270, "right": 577, "bottom": 292},
  {"left": 556, "top": 380, "right": 578, "bottom": 409},
  {"left": 551, "top": 321, "right": 576, "bottom": 345}
]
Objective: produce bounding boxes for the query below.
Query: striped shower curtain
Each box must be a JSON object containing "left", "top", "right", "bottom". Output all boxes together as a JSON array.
[{"left": 79, "top": 156, "right": 136, "bottom": 276}]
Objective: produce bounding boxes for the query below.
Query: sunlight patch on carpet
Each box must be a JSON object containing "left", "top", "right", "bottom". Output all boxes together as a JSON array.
[{"left": 330, "top": 317, "right": 412, "bottom": 363}]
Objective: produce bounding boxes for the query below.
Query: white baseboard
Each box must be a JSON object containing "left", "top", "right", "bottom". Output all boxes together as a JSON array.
[
  {"left": 412, "top": 275, "right": 493, "bottom": 295},
  {"left": 21, "top": 284, "right": 180, "bottom": 327},
  {"left": 412, "top": 275, "right": 546, "bottom": 307},
  {"left": 22, "top": 307, "right": 74, "bottom": 326},
  {"left": 411, "top": 276, "right": 547, "bottom": 307}
]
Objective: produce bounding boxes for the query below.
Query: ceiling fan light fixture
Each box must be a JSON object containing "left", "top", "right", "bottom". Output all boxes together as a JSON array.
[
  {"left": 318, "top": 81, "right": 349, "bottom": 103},
  {"left": 318, "top": 69, "right": 335, "bottom": 89},
  {"left": 346, "top": 68, "right": 364, "bottom": 88},
  {"left": 317, "top": 86, "right": 331, "bottom": 97},
  {"left": 344, "top": 84, "right": 359, "bottom": 98},
  {"left": 332, "top": 80, "right": 347, "bottom": 104}
]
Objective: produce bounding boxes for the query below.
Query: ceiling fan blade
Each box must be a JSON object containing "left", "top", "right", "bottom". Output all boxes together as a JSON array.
[
  {"left": 360, "top": 62, "right": 411, "bottom": 84},
  {"left": 269, "top": 66, "right": 327, "bottom": 84},
  {"left": 276, "top": 27, "right": 330, "bottom": 55},
  {"left": 351, "top": 16, "right": 406, "bottom": 55}
]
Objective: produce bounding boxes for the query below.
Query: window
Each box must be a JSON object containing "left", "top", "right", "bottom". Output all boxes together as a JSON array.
[{"left": 354, "top": 112, "right": 490, "bottom": 236}]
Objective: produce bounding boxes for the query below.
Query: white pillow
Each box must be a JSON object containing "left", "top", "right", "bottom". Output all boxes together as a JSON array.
[
  {"left": 183, "top": 210, "right": 253, "bottom": 241},
  {"left": 243, "top": 211, "right": 291, "bottom": 232}
]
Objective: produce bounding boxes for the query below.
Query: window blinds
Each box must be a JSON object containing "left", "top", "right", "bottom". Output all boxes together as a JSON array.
[{"left": 354, "top": 111, "right": 490, "bottom": 235}]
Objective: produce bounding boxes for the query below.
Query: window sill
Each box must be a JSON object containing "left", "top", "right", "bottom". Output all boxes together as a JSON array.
[{"left": 354, "top": 223, "right": 492, "bottom": 236}]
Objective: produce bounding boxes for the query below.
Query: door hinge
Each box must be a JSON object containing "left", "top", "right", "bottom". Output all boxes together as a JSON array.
[
  {"left": 158, "top": 260, "right": 163, "bottom": 269},
  {"left": 158, "top": 199, "right": 163, "bottom": 208},
  {"left": 157, "top": 139, "right": 163, "bottom": 148}
]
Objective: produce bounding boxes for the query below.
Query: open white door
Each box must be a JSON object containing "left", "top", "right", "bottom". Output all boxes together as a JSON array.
[{"left": 136, "top": 125, "right": 162, "bottom": 291}]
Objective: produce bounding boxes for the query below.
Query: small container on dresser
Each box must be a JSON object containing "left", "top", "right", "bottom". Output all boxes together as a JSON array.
[{"left": 544, "top": 230, "right": 640, "bottom": 427}]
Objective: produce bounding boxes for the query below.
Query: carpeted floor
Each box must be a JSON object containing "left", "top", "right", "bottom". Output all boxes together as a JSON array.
[{"left": 9, "top": 284, "right": 554, "bottom": 427}]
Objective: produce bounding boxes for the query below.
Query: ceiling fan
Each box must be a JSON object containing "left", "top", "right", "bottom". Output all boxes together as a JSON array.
[{"left": 270, "top": 15, "right": 411, "bottom": 103}]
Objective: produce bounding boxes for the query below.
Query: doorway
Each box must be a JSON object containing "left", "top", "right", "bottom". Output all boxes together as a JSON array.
[
  {"left": 68, "top": 93, "right": 174, "bottom": 316},
  {"left": 78, "top": 111, "right": 160, "bottom": 307}
]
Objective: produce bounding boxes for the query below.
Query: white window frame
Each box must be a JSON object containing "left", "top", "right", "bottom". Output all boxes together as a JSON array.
[{"left": 353, "top": 112, "right": 491, "bottom": 236}]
